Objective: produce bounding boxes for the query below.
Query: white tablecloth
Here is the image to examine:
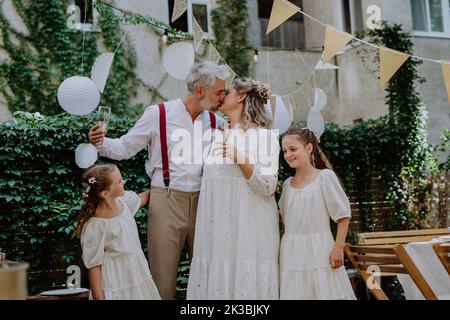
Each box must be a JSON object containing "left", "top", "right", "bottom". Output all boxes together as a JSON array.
[{"left": 397, "top": 240, "right": 450, "bottom": 300}]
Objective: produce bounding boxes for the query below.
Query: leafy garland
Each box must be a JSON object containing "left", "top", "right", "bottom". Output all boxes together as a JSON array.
[
  {"left": 94, "top": 0, "right": 192, "bottom": 40},
  {"left": 95, "top": 0, "right": 252, "bottom": 76}
]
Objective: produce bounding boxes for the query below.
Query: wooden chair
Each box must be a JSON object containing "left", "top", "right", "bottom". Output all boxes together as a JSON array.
[
  {"left": 357, "top": 228, "right": 450, "bottom": 246},
  {"left": 433, "top": 243, "right": 450, "bottom": 276},
  {"left": 344, "top": 244, "right": 437, "bottom": 300}
]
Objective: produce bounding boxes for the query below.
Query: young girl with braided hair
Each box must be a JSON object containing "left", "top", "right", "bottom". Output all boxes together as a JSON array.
[{"left": 279, "top": 127, "right": 356, "bottom": 300}]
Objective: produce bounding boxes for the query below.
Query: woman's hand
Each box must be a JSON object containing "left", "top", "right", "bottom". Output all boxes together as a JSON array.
[
  {"left": 215, "top": 141, "right": 254, "bottom": 179},
  {"left": 330, "top": 244, "right": 344, "bottom": 269},
  {"left": 215, "top": 142, "right": 246, "bottom": 164}
]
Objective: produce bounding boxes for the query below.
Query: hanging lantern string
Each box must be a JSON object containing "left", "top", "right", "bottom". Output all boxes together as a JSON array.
[
  {"left": 114, "top": 30, "right": 129, "bottom": 54},
  {"left": 80, "top": 0, "right": 89, "bottom": 75}
]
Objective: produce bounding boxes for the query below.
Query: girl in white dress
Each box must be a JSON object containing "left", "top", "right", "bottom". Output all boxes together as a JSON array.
[
  {"left": 279, "top": 127, "right": 356, "bottom": 300},
  {"left": 187, "top": 78, "right": 280, "bottom": 300},
  {"left": 76, "top": 164, "right": 161, "bottom": 300}
]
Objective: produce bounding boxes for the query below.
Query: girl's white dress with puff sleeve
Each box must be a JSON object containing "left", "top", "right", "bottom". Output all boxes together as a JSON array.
[
  {"left": 279, "top": 169, "right": 356, "bottom": 300},
  {"left": 81, "top": 191, "right": 161, "bottom": 300}
]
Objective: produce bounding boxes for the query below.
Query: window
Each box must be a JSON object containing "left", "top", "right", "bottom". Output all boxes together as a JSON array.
[
  {"left": 341, "top": 0, "right": 364, "bottom": 34},
  {"left": 191, "top": 2, "right": 208, "bottom": 32},
  {"left": 76, "top": 0, "right": 93, "bottom": 25},
  {"left": 411, "top": 0, "right": 450, "bottom": 36},
  {"left": 259, "top": 0, "right": 305, "bottom": 49},
  {"left": 168, "top": 0, "right": 188, "bottom": 32},
  {"left": 168, "top": 0, "right": 211, "bottom": 35},
  {"left": 69, "top": 0, "right": 100, "bottom": 32}
]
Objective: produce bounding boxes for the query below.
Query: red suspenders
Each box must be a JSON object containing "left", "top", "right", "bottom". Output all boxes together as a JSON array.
[{"left": 158, "top": 103, "right": 216, "bottom": 189}]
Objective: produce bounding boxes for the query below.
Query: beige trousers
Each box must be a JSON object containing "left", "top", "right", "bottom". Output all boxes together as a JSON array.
[{"left": 147, "top": 187, "right": 199, "bottom": 300}]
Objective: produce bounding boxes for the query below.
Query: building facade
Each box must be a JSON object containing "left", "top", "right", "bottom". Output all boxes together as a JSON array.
[{"left": 0, "top": 0, "right": 448, "bottom": 149}]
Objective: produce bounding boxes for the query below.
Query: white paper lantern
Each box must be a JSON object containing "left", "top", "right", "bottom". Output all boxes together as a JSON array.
[
  {"left": 272, "top": 95, "right": 293, "bottom": 134},
  {"left": 75, "top": 143, "right": 98, "bottom": 169},
  {"left": 163, "top": 42, "right": 195, "bottom": 80},
  {"left": 312, "top": 88, "right": 327, "bottom": 111},
  {"left": 57, "top": 76, "right": 100, "bottom": 115},
  {"left": 307, "top": 109, "right": 325, "bottom": 138}
]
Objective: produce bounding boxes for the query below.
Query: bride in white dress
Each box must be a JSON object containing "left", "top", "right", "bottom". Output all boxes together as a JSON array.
[{"left": 187, "top": 78, "right": 280, "bottom": 300}]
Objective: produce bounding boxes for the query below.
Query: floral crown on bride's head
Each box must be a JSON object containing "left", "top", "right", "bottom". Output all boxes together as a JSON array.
[{"left": 250, "top": 80, "right": 272, "bottom": 101}]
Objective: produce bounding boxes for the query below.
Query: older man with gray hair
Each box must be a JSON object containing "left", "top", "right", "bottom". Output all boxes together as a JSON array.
[{"left": 87, "top": 61, "right": 229, "bottom": 299}]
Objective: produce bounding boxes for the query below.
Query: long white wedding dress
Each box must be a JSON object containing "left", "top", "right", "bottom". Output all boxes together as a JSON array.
[{"left": 187, "top": 127, "right": 281, "bottom": 300}]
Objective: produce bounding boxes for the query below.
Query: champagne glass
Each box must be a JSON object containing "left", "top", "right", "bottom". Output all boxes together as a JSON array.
[{"left": 97, "top": 106, "right": 111, "bottom": 132}]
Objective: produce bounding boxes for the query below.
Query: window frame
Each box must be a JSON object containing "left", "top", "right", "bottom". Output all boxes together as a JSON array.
[
  {"left": 338, "top": 0, "right": 364, "bottom": 34},
  {"left": 187, "top": 0, "right": 212, "bottom": 38},
  {"left": 70, "top": 0, "right": 101, "bottom": 32},
  {"left": 412, "top": 0, "right": 450, "bottom": 38},
  {"left": 258, "top": 0, "right": 305, "bottom": 49}
]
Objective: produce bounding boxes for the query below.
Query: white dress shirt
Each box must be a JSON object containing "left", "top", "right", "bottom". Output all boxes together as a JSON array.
[{"left": 97, "top": 99, "right": 223, "bottom": 192}]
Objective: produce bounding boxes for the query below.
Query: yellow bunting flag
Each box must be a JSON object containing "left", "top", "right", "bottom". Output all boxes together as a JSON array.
[
  {"left": 379, "top": 46, "right": 410, "bottom": 88},
  {"left": 208, "top": 43, "right": 222, "bottom": 63},
  {"left": 193, "top": 18, "right": 205, "bottom": 52},
  {"left": 266, "top": 0, "right": 300, "bottom": 35},
  {"left": 171, "top": 0, "right": 187, "bottom": 23},
  {"left": 441, "top": 61, "right": 450, "bottom": 104},
  {"left": 322, "top": 25, "right": 353, "bottom": 64}
]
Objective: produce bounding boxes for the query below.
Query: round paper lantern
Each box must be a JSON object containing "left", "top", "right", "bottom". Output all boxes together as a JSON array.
[
  {"left": 307, "top": 109, "right": 325, "bottom": 138},
  {"left": 75, "top": 143, "right": 98, "bottom": 169},
  {"left": 272, "top": 95, "right": 293, "bottom": 134},
  {"left": 163, "top": 42, "right": 195, "bottom": 80},
  {"left": 57, "top": 76, "right": 100, "bottom": 115},
  {"left": 313, "top": 87, "right": 327, "bottom": 111}
]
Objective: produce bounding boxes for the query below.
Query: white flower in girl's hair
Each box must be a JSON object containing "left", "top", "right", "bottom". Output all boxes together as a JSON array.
[
  {"left": 88, "top": 177, "right": 97, "bottom": 185},
  {"left": 81, "top": 182, "right": 91, "bottom": 199}
]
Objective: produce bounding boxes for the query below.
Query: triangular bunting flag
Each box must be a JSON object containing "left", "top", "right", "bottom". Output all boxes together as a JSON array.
[
  {"left": 322, "top": 25, "right": 353, "bottom": 64},
  {"left": 441, "top": 61, "right": 450, "bottom": 104},
  {"left": 193, "top": 18, "right": 205, "bottom": 52},
  {"left": 208, "top": 43, "right": 222, "bottom": 63},
  {"left": 171, "top": 0, "right": 187, "bottom": 23},
  {"left": 315, "top": 58, "right": 339, "bottom": 70},
  {"left": 379, "top": 46, "right": 410, "bottom": 88},
  {"left": 266, "top": 0, "right": 300, "bottom": 35},
  {"left": 225, "top": 66, "right": 237, "bottom": 88}
]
